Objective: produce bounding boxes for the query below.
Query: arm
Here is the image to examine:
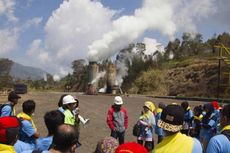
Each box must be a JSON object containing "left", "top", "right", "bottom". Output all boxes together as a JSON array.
[
  {"left": 107, "top": 108, "right": 115, "bottom": 130},
  {"left": 22, "top": 120, "right": 39, "bottom": 138},
  {"left": 124, "top": 109, "right": 128, "bottom": 129}
]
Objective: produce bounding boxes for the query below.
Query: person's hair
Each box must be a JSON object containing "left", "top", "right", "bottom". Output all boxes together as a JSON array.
[
  {"left": 52, "top": 124, "right": 79, "bottom": 152},
  {"left": 181, "top": 101, "right": 189, "bottom": 110},
  {"left": 22, "top": 100, "right": 36, "bottom": 114},
  {"left": 6, "top": 127, "right": 20, "bottom": 145},
  {"left": 193, "top": 105, "right": 203, "bottom": 115},
  {"left": 221, "top": 104, "right": 230, "bottom": 119},
  {"left": 203, "top": 103, "right": 214, "bottom": 113},
  {"left": 44, "top": 110, "right": 64, "bottom": 135},
  {"left": 58, "top": 94, "right": 68, "bottom": 107},
  {"left": 158, "top": 102, "right": 166, "bottom": 109}
]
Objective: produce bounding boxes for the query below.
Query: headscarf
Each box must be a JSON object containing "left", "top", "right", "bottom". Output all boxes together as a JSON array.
[{"left": 95, "top": 137, "right": 119, "bottom": 153}]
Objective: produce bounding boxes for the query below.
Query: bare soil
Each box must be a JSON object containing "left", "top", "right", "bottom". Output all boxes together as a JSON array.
[{"left": 0, "top": 92, "right": 205, "bottom": 153}]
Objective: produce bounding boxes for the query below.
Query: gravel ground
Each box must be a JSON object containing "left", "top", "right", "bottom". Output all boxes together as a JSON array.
[{"left": 0, "top": 92, "right": 206, "bottom": 153}]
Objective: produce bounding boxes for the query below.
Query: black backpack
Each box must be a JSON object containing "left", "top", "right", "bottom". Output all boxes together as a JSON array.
[
  {"left": 0, "top": 103, "right": 13, "bottom": 116},
  {"left": 133, "top": 122, "right": 141, "bottom": 137}
]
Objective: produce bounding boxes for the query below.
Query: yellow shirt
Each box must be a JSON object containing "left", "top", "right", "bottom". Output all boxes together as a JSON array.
[{"left": 154, "top": 132, "right": 194, "bottom": 153}]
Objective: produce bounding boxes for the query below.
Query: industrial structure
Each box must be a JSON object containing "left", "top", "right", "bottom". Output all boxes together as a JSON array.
[{"left": 87, "top": 61, "right": 119, "bottom": 95}]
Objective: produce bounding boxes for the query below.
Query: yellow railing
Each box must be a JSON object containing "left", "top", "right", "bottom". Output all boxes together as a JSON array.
[{"left": 214, "top": 44, "right": 230, "bottom": 58}]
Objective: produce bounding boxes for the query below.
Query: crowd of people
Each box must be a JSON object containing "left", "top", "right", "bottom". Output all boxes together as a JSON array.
[{"left": 0, "top": 91, "right": 229, "bottom": 153}]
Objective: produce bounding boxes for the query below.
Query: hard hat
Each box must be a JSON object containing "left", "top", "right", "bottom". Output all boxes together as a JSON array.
[
  {"left": 62, "top": 95, "right": 77, "bottom": 105},
  {"left": 114, "top": 96, "right": 123, "bottom": 105},
  {"left": 144, "top": 101, "right": 155, "bottom": 112}
]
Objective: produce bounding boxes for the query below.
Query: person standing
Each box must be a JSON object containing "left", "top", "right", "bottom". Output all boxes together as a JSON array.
[
  {"left": 206, "top": 104, "right": 230, "bottom": 153},
  {"left": 200, "top": 103, "right": 217, "bottom": 151},
  {"left": 181, "top": 101, "right": 194, "bottom": 135},
  {"left": 154, "top": 104, "right": 202, "bottom": 153},
  {"left": 155, "top": 102, "right": 165, "bottom": 143},
  {"left": 107, "top": 96, "right": 128, "bottom": 145},
  {"left": 0, "top": 91, "right": 21, "bottom": 117},
  {"left": 137, "top": 101, "right": 156, "bottom": 151}
]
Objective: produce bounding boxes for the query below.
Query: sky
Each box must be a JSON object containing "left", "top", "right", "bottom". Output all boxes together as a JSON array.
[{"left": 0, "top": 0, "right": 229, "bottom": 80}]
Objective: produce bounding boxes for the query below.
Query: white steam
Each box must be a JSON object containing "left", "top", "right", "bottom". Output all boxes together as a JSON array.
[
  {"left": 87, "top": 0, "right": 215, "bottom": 61},
  {"left": 91, "top": 71, "right": 106, "bottom": 84}
]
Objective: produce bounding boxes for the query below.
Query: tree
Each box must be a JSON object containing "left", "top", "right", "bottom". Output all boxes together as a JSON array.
[{"left": 0, "top": 58, "right": 13, "bottom": 89}]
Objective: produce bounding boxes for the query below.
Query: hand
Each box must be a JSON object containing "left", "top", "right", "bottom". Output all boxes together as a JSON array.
[{"left": 113, "top": 127, "right": 118, "bottom": 132}]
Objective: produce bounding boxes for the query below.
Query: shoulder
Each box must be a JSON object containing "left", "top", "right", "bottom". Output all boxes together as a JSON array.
[
  {"left": 108, "top": 107, "right": 114, "bottom": 112},
  {"left": 206, "top": 135, "right": 227, "bottom": 153},
  {"left": 21, "top": 119, "right": 32, "bottom": 125},
  {"left": 192, "top": 138, "right": 202, "bottom": 153},
  {"left": 1, "top": 104, "right": 12, "bottom": 110},
  {"left": 209, "top": 134, "right": 229, "bottom": 144},
  {"left": 121, "top": 107, "right": 127, "bottom": 112}
]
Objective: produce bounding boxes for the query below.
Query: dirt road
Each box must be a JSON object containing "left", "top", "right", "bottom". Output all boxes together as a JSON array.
[{"left": 0, "top": 92, "right": 205, "bottom": 153}]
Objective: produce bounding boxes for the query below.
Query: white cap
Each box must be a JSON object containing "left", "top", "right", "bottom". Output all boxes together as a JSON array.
[
  {"left": 114, "top": 96, "right": 123, "bottom": 105},
  {"left": 63, "top": 95, "right": 77, "bottom": 105}
]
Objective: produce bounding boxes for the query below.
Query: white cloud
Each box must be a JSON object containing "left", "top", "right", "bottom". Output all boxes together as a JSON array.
[
  {"left": 0, "top": 0, "right": 18, "bottom": 22},
  {"left": 24, "top": 17, "right": 43, "bottom": 29},
  {"left": 0, "top": 28, "right": 19, "bottom": 56},
  {"left": 26, "top": 0, "right": 218, "bottom": 78},
  {"left": 27, "top": 39, "right": 50, "bottom": 64},
  {"left": 26, "top": 0, "right": 115, "bottom": 76}
]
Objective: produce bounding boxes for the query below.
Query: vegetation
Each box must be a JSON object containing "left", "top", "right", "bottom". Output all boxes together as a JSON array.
[{"left": 1, "top": 32, "right": 230, "bottom": 97}]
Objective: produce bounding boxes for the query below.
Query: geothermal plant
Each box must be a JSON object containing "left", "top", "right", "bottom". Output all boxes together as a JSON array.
[{"left": 87, "top": 62, "right": 119, "bottom": 95}]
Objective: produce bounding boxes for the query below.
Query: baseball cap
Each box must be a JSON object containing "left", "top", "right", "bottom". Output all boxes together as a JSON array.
[
  {"left": 8, "top": 91, "right": 21, "bottom": 100},
  {"left": 158, "top": 104, "right": 184, "bottom": 132}
]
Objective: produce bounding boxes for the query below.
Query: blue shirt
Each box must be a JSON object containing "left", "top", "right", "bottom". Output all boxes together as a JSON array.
[
  {"left": 58, "top": 107, "right": 65, "bottom": 113},
  {"left": 200, "top": 113, "right": 217, "bottom": 140},
  {"left": 184, "top": 109, "right": 193, "bottom": 122},
  {"left": 14, "top": 140, "right": 34, "bottom": 153},
  {"left": 155, "top": 112, "right": 164, "bottom": 136},
  {"left": 19, "top": 120, "right": 36, "bottom": 144},
  {"left": 206, "top": 134, "right": 230, "bottom": 153},
  {"left": 192, "top": 138, "right": 203, "bottom": 153},
  {"left": 36, "top": 136, "right": 53, "bottom": 151}
]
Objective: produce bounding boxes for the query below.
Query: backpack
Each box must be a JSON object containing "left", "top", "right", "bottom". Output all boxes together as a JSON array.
[
  {"left": 0, "top": 103, "right": 13, "bottom": 116},
  {"left": 133, "top": 122, "right": 141, "bottom": 137},
  {"left": 222, "top": 130, "right": 230, "bottom": 141}
]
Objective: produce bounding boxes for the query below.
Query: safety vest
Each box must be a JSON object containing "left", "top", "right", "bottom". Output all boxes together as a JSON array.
[{"left": 0, "top": 143, "right": 16, "bottom": 153}]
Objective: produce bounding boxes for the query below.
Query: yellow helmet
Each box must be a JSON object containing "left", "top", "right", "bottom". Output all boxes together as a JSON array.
[{"left": 144, "top": 101, "right": 156, "bottom": 112}]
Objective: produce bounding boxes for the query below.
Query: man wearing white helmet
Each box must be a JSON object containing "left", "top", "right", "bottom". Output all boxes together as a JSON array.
[
  {"left": 62, "top": 95, "right": 80, "bottom": 127},
  {"left": 107, "top": 96, "right": 128, "bottom": 145}
]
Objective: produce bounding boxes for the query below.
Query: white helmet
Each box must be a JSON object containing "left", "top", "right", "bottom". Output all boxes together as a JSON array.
[
  {"left": 114, "top": 96, "right": 123, "bottom": 105},
  {"left": 62, "top": 95, "right": 77, "bottom": 105}
]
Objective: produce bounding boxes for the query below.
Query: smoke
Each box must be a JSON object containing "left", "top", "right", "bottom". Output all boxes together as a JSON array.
[
  {"left": 115, "top": 45, "right": 136, "bottom": 85},
  {"left": 91, "top": 71, "right": 106, "bottom": 84},
  {"left": 87, "top": 0, "right": 215, "bottom": 61},
  {"left": 143, "top": 38, "right": 164, "bottom": 59}
]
